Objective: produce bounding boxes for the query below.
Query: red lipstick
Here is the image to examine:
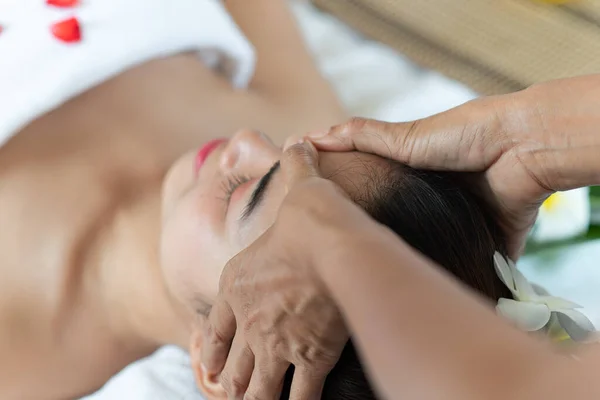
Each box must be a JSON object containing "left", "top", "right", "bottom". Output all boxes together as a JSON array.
[{"left": 195, "top": 139, "right": 227, "bottom": 173}]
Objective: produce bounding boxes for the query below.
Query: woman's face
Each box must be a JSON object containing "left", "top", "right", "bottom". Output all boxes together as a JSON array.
[{"left": 161, "top": 129, "right": 385, "bottom": 314}]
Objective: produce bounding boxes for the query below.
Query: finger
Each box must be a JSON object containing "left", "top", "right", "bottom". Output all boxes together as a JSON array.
[
  {"left": 243, "top": 359, "right": 290, "bottom": 400},
  {"left": 282, "top": 134, "right": 307, "bottom": 151},
  {"left": 309, "top": 109, "right": 502, "bottom": 171},
  {"left": 307, "top": 117, "right": 415, "bottom": 158},
  {"left": 220, "top": 334, "right": 255, "bottom": 400},
  {"left": 289, "top": 367, "right": 326, "bottom": 400},
  {"left": 202, "top": 297, "right": 237, "bottom": 376},
  {"left": 281, "top": 141, "right": 321, "bottom": 190}
]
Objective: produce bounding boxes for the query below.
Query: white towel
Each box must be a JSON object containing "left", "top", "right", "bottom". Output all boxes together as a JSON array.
[
  {"left": 0, "top": 0, "right": 255, "bottom": 146},
  {"left": 81, "top": 346, "right": 201, "bottom": 400}
]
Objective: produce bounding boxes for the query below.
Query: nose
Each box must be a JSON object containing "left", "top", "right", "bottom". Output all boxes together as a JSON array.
[{"left": 219, "top": 129, "right": 280, "bottom": 174}]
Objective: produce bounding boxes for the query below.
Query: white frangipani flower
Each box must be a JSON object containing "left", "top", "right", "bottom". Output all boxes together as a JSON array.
[
  {"left": 493, "top": 252, "right": 596, "bottom": 342},
  {"left": 530, "top": 188, "right": 590, "bottom": 243}
]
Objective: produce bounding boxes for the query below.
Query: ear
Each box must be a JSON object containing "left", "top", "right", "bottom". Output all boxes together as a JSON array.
[{"left": 190, "top": 328, "right": 227, "bottom": 399}]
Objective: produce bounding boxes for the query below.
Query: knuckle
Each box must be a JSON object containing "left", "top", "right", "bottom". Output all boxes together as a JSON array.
[
  {"left": 217, "top": 269, "right": 233, "bottom": 293},
  {"left": 291, "top": 343, "right": 312, "bottom": 366},
  {"left": 220, "top": 372, "right": 248, "bottom": 398},
  {"left": 292, "top": 344, "right": 339, "bottom": 372},
  {"left": 241, "top": 315, "right": 261, "bottom": 342},
  {"left": 293, "top": 341, "right": 331, "bottom": 365},
  {"left": 243, "top": 391, "right": 264, "bottom": 400},
  {"left": 206, "top": 323, "right": 229, "bottom": 347},
  {"left": 242, "top": 314, "right": 256, "bottom": 336},
  {"left": 392, "top": 119, "right": 420, "bottom": 163},
  {"left": 218, "top": 268, "right": 235, "bottom": 295},
  {"left": 344, "top": 116, "right": 369, "bottom": 133},
  {"left": 219, "top": 256, "right": 250, "bottom": 296},
  {"left": 289, "top": 324, "right": 346, "bottom": 369}
]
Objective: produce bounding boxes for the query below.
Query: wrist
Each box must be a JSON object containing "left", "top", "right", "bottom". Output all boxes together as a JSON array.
[
  {"left": 509, "top": 79, "right": 600, "bottom": 191},
  {"left": 312, "top": 220, "right": 401, "bottom": 288}
]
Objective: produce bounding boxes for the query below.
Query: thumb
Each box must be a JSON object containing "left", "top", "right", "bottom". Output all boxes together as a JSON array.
[
  {"left": 308, "top": 117, "right": 416, "bottom": 163},
  {"left": 281, "top": 140, "right": 322, "bottom": 192}
]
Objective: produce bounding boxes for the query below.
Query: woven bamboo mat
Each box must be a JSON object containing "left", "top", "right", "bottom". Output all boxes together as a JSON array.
[{"left": 313, "top": 0, "right": 600, "bottom": 95}]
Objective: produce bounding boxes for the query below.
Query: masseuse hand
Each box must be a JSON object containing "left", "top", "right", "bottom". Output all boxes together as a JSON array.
[
  {"left": 310, "top": 75, "right": 600, "bottom": 257},
  {"left": 201, "top": 141, "right": 374, "bottom": 399}
]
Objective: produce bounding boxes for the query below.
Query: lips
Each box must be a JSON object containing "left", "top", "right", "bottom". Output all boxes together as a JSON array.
[{"left": 195, "top": 139, "right": 227, "bottom": 174}]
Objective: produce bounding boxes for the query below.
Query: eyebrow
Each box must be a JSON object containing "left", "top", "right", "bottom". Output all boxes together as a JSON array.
[{"left": 240, "top": 161, "right": 281, "bottom": 221}]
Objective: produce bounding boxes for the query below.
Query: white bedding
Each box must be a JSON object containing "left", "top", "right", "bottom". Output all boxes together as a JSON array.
[{"left": 83, "top": 1, "right": 598, "bottom": 399}]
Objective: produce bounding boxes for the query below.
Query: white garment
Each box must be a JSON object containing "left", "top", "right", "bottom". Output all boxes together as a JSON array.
[{"left": 0, "top": 0, "right": 255, "bottom": 145}]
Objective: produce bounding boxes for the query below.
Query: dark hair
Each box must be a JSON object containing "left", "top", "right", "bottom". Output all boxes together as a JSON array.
[{"left": 280, "top": 161, "right": 511, "bottom": 399}]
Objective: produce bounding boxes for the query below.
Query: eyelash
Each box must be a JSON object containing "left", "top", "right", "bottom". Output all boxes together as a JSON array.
[{"left": 221, "top": 174, "right": 251, "bottom": 203}]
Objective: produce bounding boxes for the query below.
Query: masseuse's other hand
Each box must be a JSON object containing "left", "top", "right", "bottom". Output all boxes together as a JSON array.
[
  {"left": 310, "top": 76, "right": 600, "bottom": 257},
  {"left": 202, "top": 141, "right": 369, "bottom": 399}
]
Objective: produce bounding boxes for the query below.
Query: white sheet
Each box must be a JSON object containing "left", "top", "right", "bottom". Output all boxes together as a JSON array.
[{"left": 291, "top": 0, "right": 477, "bottom": 120}]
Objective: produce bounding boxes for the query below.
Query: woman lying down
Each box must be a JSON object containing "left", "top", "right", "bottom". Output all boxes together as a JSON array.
[{"left": 0, "top": 0, "right": 592, "bottom": 399}]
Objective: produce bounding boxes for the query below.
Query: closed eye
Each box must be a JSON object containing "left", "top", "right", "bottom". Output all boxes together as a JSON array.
[
  {"left": 222, "top": 175, "right": 251, "bottom": 204},
  {"left": 240, "top": 161, "right": 280, "bottom": 220}
]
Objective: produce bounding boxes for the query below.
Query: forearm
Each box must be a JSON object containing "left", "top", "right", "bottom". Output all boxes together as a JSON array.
[
  {"left": 224, "top": 0, "right": 327, "bottom": 95},
  {"left": 315, "top": 228, "right": 578, "bottom": 399},
  {"left": 224, "top": 0, "right": 345, "bottom": 130}
]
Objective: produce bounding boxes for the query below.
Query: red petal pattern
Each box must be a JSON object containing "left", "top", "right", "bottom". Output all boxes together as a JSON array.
[
  {"left": 51, "top": 17, "right": 82, "bottom": 43},
  {"left": 46, "top": 0, "right": 79, "bottom": 7}
]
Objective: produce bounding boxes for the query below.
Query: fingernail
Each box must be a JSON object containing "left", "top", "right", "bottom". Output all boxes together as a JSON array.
[
  {"left": 283, "top": 135, "right": 305, "bottom": 151},
  {"left": 304, "top": 140, "right": 317, "bottom": 155}
]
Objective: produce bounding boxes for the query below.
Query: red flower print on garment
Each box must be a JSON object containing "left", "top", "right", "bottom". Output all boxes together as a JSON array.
[{"left": 51, "top": 17, "right": 82, "bottom": 43}]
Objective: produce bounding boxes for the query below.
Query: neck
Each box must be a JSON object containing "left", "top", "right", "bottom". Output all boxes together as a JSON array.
[{"left": 97, "top": 181, "right": 192, "bottom": 351}]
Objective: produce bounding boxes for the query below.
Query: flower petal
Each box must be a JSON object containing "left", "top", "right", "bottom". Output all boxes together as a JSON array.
[
  {"left": 531, "top": 283, "right": 550, "bottom": 296},
  {"left": 555, "top": 309, "right": 596, "bottom": 342},
  {"left": 496, "top": 298, "right": 551, "bottom": 331},
  {"left": 546, "top": 315, "right": 573, "bottom": 343},
  {"left": 536, "top": 295, "right": 582, "bottom": 310},
  {"left": 532, "top": 188, "right": 590, "bottom": 243},
  {"left": 494, "top": 252, "right": 515, "bottom": 291},
  {"left": 511, "top": 263, "right": 538, "bottom": 300}
]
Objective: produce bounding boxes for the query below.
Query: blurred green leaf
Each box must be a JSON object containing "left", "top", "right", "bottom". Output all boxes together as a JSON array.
[
  {"left": 586, "top": 225, "right": 600, "bottom": 240},
  {"left": 525, "top": 223, "right": 600, "bottom": 255}
]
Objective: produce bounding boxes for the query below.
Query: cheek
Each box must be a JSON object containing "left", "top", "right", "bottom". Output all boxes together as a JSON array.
[
  {"left": 162, "top": 152, "right": 196, "bottom": 220},
  {"left": 161, "top": 194, "right": 234, "bottom": 306}
]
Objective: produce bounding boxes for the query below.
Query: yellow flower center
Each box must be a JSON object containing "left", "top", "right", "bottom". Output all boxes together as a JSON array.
[
  {"left": 551, "top": 330, "right": 572, "bottom": 343},
  {"left": 542, "top": 193, "right": 563, "bottom": 212}
]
